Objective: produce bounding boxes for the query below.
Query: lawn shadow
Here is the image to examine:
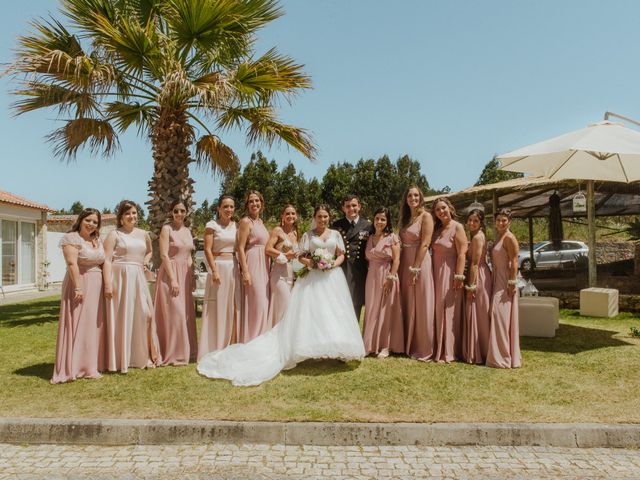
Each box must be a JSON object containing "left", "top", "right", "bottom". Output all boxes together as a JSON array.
[
  {"left": 0, "top": 299, "right": 59, "bottom": 327},
  {"left": 13, "top": 362, "right": 53, "bottom": 381},
  {"left": 282, "top": 358, "right": 361, "bottom": 377},
  {"left": 522, "top": 323, "right": 633, "bottom": 354}
]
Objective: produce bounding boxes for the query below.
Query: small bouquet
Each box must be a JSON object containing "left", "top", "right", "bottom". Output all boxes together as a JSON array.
[{"left": 295, "top": 247, "right": 336, "bottom": 279}]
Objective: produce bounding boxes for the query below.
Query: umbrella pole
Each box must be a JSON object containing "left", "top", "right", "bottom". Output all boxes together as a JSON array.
[{"left": 587, "top": 180, "right": 597, "bottom": 286}]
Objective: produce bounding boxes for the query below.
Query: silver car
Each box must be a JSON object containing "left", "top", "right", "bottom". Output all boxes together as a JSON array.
[{"left": 518, "top": 240, "right": 589, "bottom": 271}]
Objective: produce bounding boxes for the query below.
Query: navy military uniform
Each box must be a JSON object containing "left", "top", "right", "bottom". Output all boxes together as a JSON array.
[{"left": 332, "top": 216, "right": 372, "bottom": 319}]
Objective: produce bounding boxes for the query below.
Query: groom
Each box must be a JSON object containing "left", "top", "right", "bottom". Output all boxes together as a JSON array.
[{"left": 332, "top": 195, "right": 372, "bottom": 321}]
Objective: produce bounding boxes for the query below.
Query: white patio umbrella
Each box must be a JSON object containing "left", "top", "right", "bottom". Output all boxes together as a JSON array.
[{"left": 497, "top": 115, "right": 640, "bottom": 286}]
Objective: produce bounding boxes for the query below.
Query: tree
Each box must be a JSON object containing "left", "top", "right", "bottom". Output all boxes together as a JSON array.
[
  {"left": 69, "top": 200, "right": 84, "bottom": 214},
  {"left": 10, "top": 0, "right": 315, "bottom": 263},
  {"left": 475, "top": 156, "right": 523, "bottom": 186}
]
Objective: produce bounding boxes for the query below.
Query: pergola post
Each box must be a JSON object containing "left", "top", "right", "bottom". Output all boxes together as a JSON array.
[
  {"left": 492, "top": 191, "right": 499, "bottom": 239},
  {"left": 528, "top": 216, "right": 535, "bottom": 271},
  {"left": 587, "top": 180, "right": 597, "bottom": 286}
]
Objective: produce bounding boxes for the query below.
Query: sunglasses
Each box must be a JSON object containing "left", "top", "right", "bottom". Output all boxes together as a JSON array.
[{"left": 173, "top": 209, "right": 186, "bottom": 213}]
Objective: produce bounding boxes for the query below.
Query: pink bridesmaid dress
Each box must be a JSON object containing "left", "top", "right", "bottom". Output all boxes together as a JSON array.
[
  {"left": 52, "top": 232, "right": 107, "bottom": 384},
  {"left": 239, "top": 217, "right": 270, "bottom": 343},
  {"left": 462, "top": 231, "right": 492, "bottom": 364},
  {"left": 154, "top": 228, "right": 197, "bottom": 365},
  {"left": 486, "top": 234, "right": 522, "bottom": 368},
  {"left": 267, "top": 234, "right": 296, "bottom": 327},
  {"left": 432, "top": 221, "right": 464, "bottom": 363},
  {"left": 198, "top": 220, "right": 240, "bottom": 359},
  {"left": 363, "top": 233, "right": 404, "bottom": 355},
  {"left": 106, "top": 230, "right": 160, "bottom": 372},
  {"left": 399, "top": 216, "right": 435, "bottom": 360}
]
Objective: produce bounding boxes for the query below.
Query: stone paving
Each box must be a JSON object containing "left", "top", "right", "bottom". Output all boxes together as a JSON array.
[{"left": 1, "top": 443, "right": 639, "bottom": 479}]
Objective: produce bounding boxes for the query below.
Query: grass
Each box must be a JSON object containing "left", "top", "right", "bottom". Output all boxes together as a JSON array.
[{"left": 1, "top": 296, "right": 639, "bottom": 423}]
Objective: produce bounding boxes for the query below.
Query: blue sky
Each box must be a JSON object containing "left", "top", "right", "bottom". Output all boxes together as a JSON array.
[{"left": 2, "top": 0, "right": 640, "bottom": 212}]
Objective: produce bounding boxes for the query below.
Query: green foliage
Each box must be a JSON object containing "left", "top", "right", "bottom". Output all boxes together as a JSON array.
[
  {"left": 630, "top": 326, "right": 640, "bottom": 337},
  {"left": 69, "top": 201, "right": 84, "bottom": 214},
  {"left": 475, "top": 156, "right": 524, "bottom": 186}
]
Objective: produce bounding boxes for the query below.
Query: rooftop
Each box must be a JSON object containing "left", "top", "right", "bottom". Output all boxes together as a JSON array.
[{"left": 0, "top": 190, "right": 53, "bottom": 212}]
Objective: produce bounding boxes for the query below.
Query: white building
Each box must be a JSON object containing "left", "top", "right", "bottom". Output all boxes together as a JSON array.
[{"left": 0, "top": 190, "right": 52, "bottom": 294}]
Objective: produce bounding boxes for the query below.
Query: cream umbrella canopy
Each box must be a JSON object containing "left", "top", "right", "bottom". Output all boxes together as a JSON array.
[{"left": 497, "top": 115, "right": 640, "bottom": 286}]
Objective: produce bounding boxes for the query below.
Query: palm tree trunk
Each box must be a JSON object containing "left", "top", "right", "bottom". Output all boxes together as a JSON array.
[{"left": 147, "top": 107, "right": 194, "bottom": 266}]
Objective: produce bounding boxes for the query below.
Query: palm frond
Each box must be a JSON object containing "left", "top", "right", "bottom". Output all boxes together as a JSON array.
[
  {"left": 13, "top": 82, "right": 98, "bottom": 116},
  {"left": 247, "top": 116, "right": 316, "bottom": 160},
  {"left": 194, "top": 133, "right": 240, "bottom": 174},
  {"left": 61, "top": 0, "right": 117, "bottom": 34},
  {"left": 106, "top": 100, "right": 155, "bottom": 133},
  {"left": 215, "top": 105, "right": 275, "bottom": 131},
  {"left": 17, "top": 17, "right": 84, "bottom": 59},
  {"left": 47, "top": 117, "right": 120, "bottom": 159}
]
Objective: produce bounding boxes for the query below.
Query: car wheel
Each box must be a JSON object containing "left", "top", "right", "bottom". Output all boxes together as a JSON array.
[{"left": 521, "top": 259, "right": 534, "bottom": 272}]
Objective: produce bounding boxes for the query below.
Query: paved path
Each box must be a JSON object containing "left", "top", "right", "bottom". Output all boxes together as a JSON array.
[{"left": 1, "top": 443, "right": 638, "bottom": 479}]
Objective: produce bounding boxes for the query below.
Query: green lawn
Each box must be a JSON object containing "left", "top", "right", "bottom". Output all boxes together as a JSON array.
[{"left": 1, "top": 296, "right": 639, "bottom": 423}]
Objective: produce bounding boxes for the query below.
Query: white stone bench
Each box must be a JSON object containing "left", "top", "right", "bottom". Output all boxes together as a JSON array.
[
  {"left": 519, "top": 296, "right": 559, "bottom": 338},
  {"left": 580, "top": 288, "right": 619, "bottom": 318}
]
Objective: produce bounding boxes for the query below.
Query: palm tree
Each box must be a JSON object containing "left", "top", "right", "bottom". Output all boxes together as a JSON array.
[{"left": 9, "top": 0, "right": 315, "bottom": 261}]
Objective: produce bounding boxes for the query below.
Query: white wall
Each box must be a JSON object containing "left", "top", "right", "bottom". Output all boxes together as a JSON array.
[{"left": 47, "top": 232, "right": 66, "bottom": 283}]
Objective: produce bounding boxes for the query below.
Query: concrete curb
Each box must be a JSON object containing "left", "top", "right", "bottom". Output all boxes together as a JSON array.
[{"left": 1, "top": 418, "right": 639, "bottom": 448}]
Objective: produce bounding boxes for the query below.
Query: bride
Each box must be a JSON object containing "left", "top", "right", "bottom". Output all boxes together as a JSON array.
[{"left": 197, "top": 205, "right": 366, "bottom": 386}]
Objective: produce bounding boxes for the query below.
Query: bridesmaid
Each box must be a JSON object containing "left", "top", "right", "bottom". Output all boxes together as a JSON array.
[
  {"left": 52, "top": 208, "right": 107, "bottom": 384},
  {"left": 154, "top": 199, "right": 197, "bottom": 365},
  {"left": 487, "top": 208, "right": 522, "bottom": 368},
  {"left": 431, "top": 197, "right": 467, "bottom": 363},
  {"left": 198, "top": 195, "right": 239, "bottom": 359},
  {"left": 236, "top": 191, "right": 270, "bottom": 342},
  {"left": 399, "top": 186, "right": 436, "bottom": 361},
  {"left": 103, "top": 200, "right": 160, "bottom": 372},
  {"left": 462, "top": 208, "right": 492, "bottom": 364},
  {"left": 363, "top": 207, "right": 404, "bottom": 358},
  {"left": 266, "top": 204, "right": 299, "bottom": 327}
]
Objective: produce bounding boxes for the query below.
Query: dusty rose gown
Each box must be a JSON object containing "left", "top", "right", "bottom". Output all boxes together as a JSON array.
[
  {"left": 106, "top": 230, "right": 160, "bottom": 372},
  {"left": 363, "top": 233, "right": 404, "bottom": 355},
  {"left": 462, "top": 231, "right": 492, "bottom": 364},
  {"left": 154, "top": 227, "right": 197, "bottom": 365},
  {"left": 198, "top": 220, "right": 240, "bottom": 359},
  {"left": 52, "top": 232, "right": 107, "bottom": 384},
  {"left": 267, "top": 232, "right": 296, "bottom": 327},
  {"left": 239, "top": 217, "right": 270, "bottom": 343},
  {"left": 399, "top": 216, "right": 435, "bottom": 360},
  {"left": 432, "top": 221, "right": 464, "bottom": 363},
  {"left": 487, "top": 233, "right": 522, "bottom": 368}
]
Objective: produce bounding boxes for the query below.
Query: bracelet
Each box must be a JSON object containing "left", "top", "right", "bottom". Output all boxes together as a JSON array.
[
  {"left": 275, "top": 253, "right": 288, "bottom": 265},
  {"left": 454, "top": 274, "right": 465, "bottom": 281},
  {"left": 409, "top": 266, "right": 421, "bottom": 274},
  {"left": 386, "top": 273, "right": 399, "bottom": 281},
  {"left": 465, "top": 284, "right": 477, "bottom": 292},
  {"left": 507, "top": 279, "right": 517, "bottom": 286}
]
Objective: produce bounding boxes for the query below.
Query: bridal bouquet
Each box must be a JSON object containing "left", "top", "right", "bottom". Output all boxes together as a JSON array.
[{"left": 295, "top": 247, "right": 336, "bottom": 279}]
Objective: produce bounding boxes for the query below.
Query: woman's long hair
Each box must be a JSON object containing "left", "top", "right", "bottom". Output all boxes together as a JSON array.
[
  {"left": 431, "top": 197, "right": 457, "bottom": 231},
  {"left": 373, "top": 207, "right": 393, "bottom": 234},
  {"left": 115, "top": 200, "right": 139, "bottom": 228},
  {"left": 466, "top": 208, "right": 486, "bottom": 233},
  {"left": 242, "top": 190, "right": 264, "bottom": 217},
  {"left": 69, "top": 208, "right": 102, "bottom": 239},
  {"left": 280, "top": 203, "right": 299, "bottom": 240},
  {"left": 168, "top": 198, "right": 190, "bottom": 227},
  {"left": 399, "top": 185, "right": 424, "bottom": 229}
]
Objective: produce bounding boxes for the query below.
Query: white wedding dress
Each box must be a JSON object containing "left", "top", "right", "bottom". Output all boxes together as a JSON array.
[{"left": 197, "top": 229, "right": 366, "bottom": 386}]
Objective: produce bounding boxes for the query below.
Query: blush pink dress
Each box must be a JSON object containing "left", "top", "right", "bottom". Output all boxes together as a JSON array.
[
  {"left": 432, "top": 221, "right": 464, "bottom": 363},
  {"left": 267, "top": 232, "right": 296, "bottom": 328},
  {"left": 239, "top": 217, "right": 270, "bottom": 343},
  {"left": 106, "top": 230, "right": 160, "bottom": 372},
  {"left": 462, "top": 231, "right": 492, "bottom": 364},
  {"left": 154, "top": 227, "right": 197, "bottom": 365},
  {"left": 399, "top": 216, "right": 435, "bottom": 360},
  {"left": 363, "top": 233, "right": 404, "bottom": 355},
  {"left": 487, "top": 233, "right": 522, "bottom": 368},
  {"left": 52, "top": 232, "right": 107, "bottom": 384},
  {"left": 198, "top": 220, "right": 240, "bottom": 360}
]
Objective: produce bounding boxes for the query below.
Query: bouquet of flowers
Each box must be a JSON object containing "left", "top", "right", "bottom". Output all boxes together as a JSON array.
[{"left": 295, "top": 247, "right": 336, "bottom": 279}]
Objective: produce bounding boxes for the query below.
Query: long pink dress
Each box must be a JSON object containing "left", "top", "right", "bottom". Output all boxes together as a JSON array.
[
  {"left": 106, "top": 230, "right": 160, "bottom": 372},
  {"left": 52, "top": 232, "right": 107, "bottom": 384},
  {"left": 198, "top": 220, "right": 240, "bottom": 359},
  {"left": 154, "top": 227, "right": 197, "bottom": 365},
  {"left": 399, "top": 216, "right": 435, "bottom": 360},
  {"left": 363, "top": 233, "right": 404, "bottom": 355},
  {"left": 267, "top": 233, "right": 296, "bottom": 328},
  {"left": 462, "top": 231, "right": 492, "bottom": 364},
  {"left": 239, "top": 217, "right": 270, "bottom": 343},
  {"left": 487, "top": 233, "right": 521, "bottom": 368},
  {"left": 432, "top": 221, "right": 464, "bottom": 363}
]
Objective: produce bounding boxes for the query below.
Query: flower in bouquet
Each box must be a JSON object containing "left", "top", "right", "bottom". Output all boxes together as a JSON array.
[{"left": 295, "top": 247, "right": 336, "bottom": 279}]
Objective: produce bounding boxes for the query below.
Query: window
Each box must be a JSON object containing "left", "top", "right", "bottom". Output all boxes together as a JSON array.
[
  {"left": 1, "top": 220, "right": 17, "bottom": 286},
  {"left": 1, "top": 219, "right": 37, "bottom": 287},
  {"left": 20, "top": 223, "right": 36, "bottom": 284}
]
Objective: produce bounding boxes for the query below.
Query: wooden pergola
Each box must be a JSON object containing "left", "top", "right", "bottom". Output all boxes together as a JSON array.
[{"left": 424, "top": 176, "right": 640, "bottom": 284}]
